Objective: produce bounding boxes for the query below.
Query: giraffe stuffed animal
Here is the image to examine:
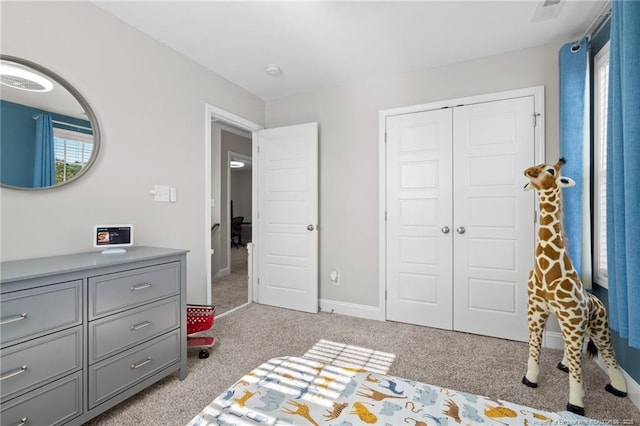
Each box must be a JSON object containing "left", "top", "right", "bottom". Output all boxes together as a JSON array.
[{"left": 521, "top": 158, "right": 627, "bottom": 416}]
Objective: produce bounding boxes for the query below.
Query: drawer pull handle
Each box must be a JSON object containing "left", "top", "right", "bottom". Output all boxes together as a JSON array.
[
  {"left": 1, "top": 365, "right": 27, "bottom": 381},
  {"left": 0, "top": 313, "right": 27, "bottom": 325},
  {"left": 12, "top": 417, "right": 28, "bottom": 426},
  {"left": 131, "top": 356, "right": 152, "bottom": 370},
  {"left": 131, "top": 282, "right": 152, "bottom": 291},
  {"left": 130, "top": 320, "right": 152, "bottom": 331}
]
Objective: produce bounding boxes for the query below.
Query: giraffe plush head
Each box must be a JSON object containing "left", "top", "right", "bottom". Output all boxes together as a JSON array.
[{"left": 523, "top": 157, "right": 575, "bottom": 192}]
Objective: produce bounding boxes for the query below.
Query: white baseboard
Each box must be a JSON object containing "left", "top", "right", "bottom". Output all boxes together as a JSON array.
[
  {"left": 319, "top": 299, "right": 384, "bottom": 321},
  {"left": 214, "top": 267, "right": 230, "bottom": 278},
  {"left": 593, "top": 353, "right": 640, "bottom": 411},
  {"left": 543, "top": 330, "right": 565, "bottom": 349}
]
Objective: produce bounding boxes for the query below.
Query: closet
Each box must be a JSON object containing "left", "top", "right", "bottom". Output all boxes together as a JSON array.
[{"left": 384, "top": 90, "right": 541, "bottom": 342}]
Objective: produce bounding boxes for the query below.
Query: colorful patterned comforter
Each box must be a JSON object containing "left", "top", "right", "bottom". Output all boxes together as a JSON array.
[{"left": 187, "top": 356, "right": 605, "bottom": 425}]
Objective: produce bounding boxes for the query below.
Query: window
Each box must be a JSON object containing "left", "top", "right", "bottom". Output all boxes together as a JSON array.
[
  {"left": 593, "top": 41, "right": 610, "bottom": 288},
  {"left": 53, "top": 127, "right": 94, "bottom": 184}
]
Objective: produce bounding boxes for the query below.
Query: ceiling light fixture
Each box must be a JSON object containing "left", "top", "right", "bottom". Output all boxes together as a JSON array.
[
  {"left": 0, "top": 63, "right": 54, "bottom": 92},
  {"left": 230, "top": 160, "right": 245, "bottom": 168},
  {"left": 265, "top": 64, "right": 282, "bottom": 76},
  {"left": 531, "top": 0, "right": 563, "bottom": 22}
]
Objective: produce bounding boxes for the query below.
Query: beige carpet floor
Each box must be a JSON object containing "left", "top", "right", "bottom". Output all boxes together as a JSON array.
[{"left": 86, "top": 303, "right": 640, "bottom": 425}]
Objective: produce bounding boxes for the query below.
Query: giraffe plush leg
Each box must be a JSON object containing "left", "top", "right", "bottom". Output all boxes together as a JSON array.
[
  {"left": 557, "top": 351, "right": 570, "bottom": 373},
  {"left": 522, "top": 292, "right": 549, "bottom": 388},
  {"left": 586, "top": 294, "right": 627, "bottom": 397},
  {"left": 559, "top": 321, "right": 587, "bottom": 415}
]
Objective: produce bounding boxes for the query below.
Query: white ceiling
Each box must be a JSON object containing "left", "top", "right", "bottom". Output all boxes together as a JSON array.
[{"left": 93, "top": 1, "right": 607, "bottom": 101}]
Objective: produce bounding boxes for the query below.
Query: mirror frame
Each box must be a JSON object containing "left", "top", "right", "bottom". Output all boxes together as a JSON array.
[{"left": 0, "top": 54, "right": 101, "bottom": 191}]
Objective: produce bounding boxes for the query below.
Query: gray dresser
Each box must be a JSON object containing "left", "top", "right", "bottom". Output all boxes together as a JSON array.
[{"left": 0, "top": 247, "right": 188, "bottom": 426}]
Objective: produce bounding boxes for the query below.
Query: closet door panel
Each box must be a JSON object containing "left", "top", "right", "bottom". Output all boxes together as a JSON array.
[
  {"left": 386, "top": 109, "right": 453, "bottom": 328},
  {"left": 452, "top": 96, "right": 535, "bottom": 342}
]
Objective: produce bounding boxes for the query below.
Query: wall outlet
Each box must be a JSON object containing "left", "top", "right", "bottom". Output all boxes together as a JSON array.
[{"left": 330, "top": 270, "right": 339, "bottom": 285}]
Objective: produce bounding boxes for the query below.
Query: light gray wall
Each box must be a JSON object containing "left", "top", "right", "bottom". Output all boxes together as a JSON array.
[
  {"left": 266, "top": 42, "right": 563, "bottom": 309},
  {"left": 0, "top": 1, "right": 265, "bottom": 304},
  {"left": 230, "top": 169, "right": 252, "bottom": 223}
]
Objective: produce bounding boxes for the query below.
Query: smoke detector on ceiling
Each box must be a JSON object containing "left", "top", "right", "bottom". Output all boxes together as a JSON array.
[
  {"left": 265, "top": 64, "right": 282, "bottom": 76},
  {"left": 0, "top": 63, "right": 53, "bottom": 92}
]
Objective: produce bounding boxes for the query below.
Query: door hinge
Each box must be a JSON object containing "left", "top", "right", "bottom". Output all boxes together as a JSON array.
[
  {"left": 534, "top": 210, "right": 537, "bottom": 223},
  {"left": 533, "top": 113, "right": 541, "bottom": 127},
  {"left": 385, "top": 290, "right": 387, "bottom": 301},
  {"left": 384, "top": 133, "right": 387, "bottom": 144},
  {"left": 257, "top": 277, "right": 260, "bottom": 285},
  {"left": 385, "top": 211, "right": 387, "bottom": 222}
]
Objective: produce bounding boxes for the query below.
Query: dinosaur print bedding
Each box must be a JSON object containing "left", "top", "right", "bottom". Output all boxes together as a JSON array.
[{"left": 187, "top": 356, "right": 606, "bottom": 425}]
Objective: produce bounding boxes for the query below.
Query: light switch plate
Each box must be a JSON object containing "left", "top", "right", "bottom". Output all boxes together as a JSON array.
[{"left": 154, "top": 185, "right": 170, "bottom": 202}]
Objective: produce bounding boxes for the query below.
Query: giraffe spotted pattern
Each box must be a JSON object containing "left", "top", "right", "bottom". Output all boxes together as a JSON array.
[{"left": 521, "top": 158, "right": 626, "bottom": 416}]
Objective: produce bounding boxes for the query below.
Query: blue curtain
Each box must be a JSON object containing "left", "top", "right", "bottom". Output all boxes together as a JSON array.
[
  {"left": 33, "top": 114, "right": 55, "bottom": 187},
  {"left": 558, "top": 37, "right": 588, "bottom": 279},
  {"left": 607, "top": 0, "right": 640, "bottom": 349}
]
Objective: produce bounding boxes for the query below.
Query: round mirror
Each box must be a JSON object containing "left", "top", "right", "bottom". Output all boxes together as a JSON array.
[{"left": 0, "top": 55, "right": 100, "bottom": 190}]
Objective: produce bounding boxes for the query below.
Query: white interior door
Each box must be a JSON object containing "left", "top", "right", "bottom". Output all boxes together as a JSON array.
[
  {"left": 257, "top": 122, "right": 319, "bottom": 313},
  {"left": 452, "top": 97, "right": 535, "bottom": 342},
  {"left": 386, "top": 109, "right": 453, "bottom": 328}
]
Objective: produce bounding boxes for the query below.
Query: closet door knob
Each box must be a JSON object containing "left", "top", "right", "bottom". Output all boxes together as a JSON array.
[
  {"left": 441, "top": 226, "right": 450, "bottom": 234},
  {"left": 307, "top": 224, "right": 315, "bottom": 231},
  {"left": 456, "top": 226, "right": 466, "bottom": 234}
]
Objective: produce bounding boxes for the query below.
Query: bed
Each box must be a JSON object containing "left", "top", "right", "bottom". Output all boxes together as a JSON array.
[{"left": 187, "top": 355, "right": 606, "bottom": 425}]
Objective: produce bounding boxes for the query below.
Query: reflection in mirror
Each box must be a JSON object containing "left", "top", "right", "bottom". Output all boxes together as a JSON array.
[{"left": 0, "top": 55, "right": 100, "bottom": 190}]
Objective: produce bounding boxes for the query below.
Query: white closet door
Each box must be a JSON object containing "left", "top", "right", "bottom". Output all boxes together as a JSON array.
[
  {"left": 386, "top": 109, "right": 453, "bottom": 328},
  {"left": 452, "top": 96, "right": 535, "bottom": 342}
]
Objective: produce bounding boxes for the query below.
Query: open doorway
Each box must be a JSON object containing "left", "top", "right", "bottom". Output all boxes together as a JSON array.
[
  {"left": 205, "top": 105, "right": 262, "bottom": 318},
  {"left": 211, "top": 142, "right": 252, "bottom": 315}
]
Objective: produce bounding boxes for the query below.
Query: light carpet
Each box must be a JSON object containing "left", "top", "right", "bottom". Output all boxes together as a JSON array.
[
  {"left": 211, "top": 247, "right": 248, "bottom": 315},
  {"left": 86, "top": 303, "right": 640, "bottom": 425},
  {"left": 303, "top": 338, "right": 395, "bottom": 374}
]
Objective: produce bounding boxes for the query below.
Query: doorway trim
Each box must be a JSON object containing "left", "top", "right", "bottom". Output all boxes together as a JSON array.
[
  {"left": 378, "top": 86, "right": 545, "bottom": 322},
  {"left": 204, "top": 104, "right": 263, "bottom": 306}
]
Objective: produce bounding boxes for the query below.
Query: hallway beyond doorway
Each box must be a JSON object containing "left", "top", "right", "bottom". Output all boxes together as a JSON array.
[{"left": 212, "top": 247, "right": 248, "bottom": 315}]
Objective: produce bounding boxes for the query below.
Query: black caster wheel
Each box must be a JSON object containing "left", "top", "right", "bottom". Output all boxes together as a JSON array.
[{"left": 199, "top": 349, "right": 210, "bottom": 359}]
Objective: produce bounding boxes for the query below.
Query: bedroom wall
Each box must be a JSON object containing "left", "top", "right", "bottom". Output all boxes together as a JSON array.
[
  {"left": 266, "top": 42, "right": 561, "bottom": 310},
  {"left": 0, "top": 1, "right": 265, "bottom": 304}
]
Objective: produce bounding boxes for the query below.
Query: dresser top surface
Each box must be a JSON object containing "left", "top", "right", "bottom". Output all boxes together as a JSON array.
[{"left": 1, "top": 246, "right": 188, "bottom": 284}]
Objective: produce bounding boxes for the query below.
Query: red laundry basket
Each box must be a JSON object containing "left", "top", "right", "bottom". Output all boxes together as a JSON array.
[{"left": 187, "top": 304, "right": 215, "bottom": 359}]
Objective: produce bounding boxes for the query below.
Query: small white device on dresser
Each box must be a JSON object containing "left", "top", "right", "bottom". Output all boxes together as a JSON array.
[{"left": 93, "top": 224, "right": 133, "bottom": 254}]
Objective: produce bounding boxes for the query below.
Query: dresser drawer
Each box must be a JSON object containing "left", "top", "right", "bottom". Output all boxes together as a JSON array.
[
  {"left": 89, "top": 262, "right": 179, "bottom": 318},
  {"left": 1, "top": 371, "right": 82, "bottom": 426},
  {"left": 0, "top": 281, "right": 82, "bottom": 347},
  {"left": 89, "top": 330, "right": 180, "bottom": 408},
  {"left": 89, "top": 297, "right": 180, "bottom": 363},
  {"left": 1, "top": 326, "right": 82, "bottom": 401}
]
